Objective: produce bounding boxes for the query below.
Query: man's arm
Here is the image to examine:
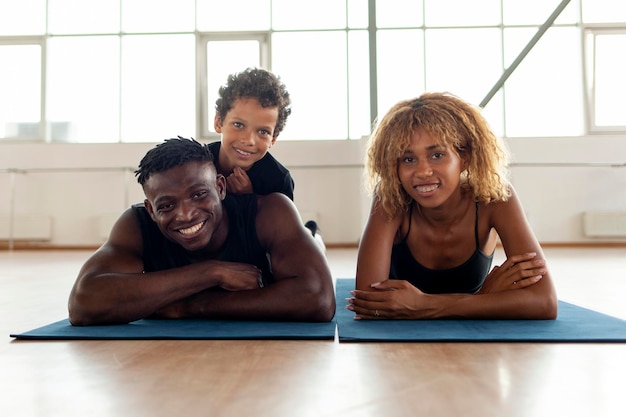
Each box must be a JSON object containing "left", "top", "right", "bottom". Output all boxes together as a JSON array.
[
  {"left": 168, "top": 194, "right": 336, "bottom": 322},
  {"left": 68, "top": 208, "right": 260, "bottom": 325}
]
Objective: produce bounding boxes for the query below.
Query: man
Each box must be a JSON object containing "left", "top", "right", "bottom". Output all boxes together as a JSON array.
[{"left": 68, "top": 137, "right": 335, "bottom": 325}]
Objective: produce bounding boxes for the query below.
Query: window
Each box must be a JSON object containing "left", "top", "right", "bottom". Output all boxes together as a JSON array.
[
  {"left": 0, "top": 0, "right": 624, "bottom": 143},
  {"left": 585, "top": 30, "right": 626, "bottom": 132},
  {"left": 0, "top": 41, "right": 43, "bottom": 140}
]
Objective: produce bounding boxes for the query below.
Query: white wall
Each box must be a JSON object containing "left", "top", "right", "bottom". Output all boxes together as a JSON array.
[{"left": 0, "top": 135, "right": 625, "bottom": 247}]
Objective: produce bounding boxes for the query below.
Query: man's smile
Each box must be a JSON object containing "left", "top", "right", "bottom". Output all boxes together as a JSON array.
[{"left": 177, "top": 220, "right": 206, "bottom": 236}]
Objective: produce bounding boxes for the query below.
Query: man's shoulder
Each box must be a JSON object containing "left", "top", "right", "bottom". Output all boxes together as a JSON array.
[
  {"left": 130, "top": 203, "right": 148, "bottom": 217},
  {"left": 254, "top": 192, "right": 293, "bottom": 214}
]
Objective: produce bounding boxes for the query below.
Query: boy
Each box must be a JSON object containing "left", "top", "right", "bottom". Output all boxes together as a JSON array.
[{"left": 210, "top": 67, "right": 323, "bottom": 247}]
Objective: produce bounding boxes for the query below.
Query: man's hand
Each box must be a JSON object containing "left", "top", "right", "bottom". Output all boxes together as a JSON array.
[{"left": 210, "top": 260, "right": 264, "bottom": 291}]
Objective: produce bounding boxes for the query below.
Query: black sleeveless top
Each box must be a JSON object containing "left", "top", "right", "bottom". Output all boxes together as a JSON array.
[
  {"left": 132, "top": 193, "right": 274, "bottom": 286},
  {"left": 208, "top": 141, "right": 295, "bottom": 200},
  {"left": 390, "top": 202, "right": 494, "bottom": 294}
]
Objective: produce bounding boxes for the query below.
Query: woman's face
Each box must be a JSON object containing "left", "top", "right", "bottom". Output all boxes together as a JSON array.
[{"left": 396, "top": 127, "right": 468, "bottom": 209}]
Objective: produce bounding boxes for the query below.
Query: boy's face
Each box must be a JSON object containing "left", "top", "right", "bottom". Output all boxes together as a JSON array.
[{"left": 214, "top": 97, "right": 279, "bottom": 172}]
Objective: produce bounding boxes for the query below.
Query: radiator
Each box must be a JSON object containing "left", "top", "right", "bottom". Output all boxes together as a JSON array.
[
  {"left": 0, "top": 215, "right": 52, "bottom": 241},
  {"left": 583, "top": 211, "right": 626, "bottom": 237}
]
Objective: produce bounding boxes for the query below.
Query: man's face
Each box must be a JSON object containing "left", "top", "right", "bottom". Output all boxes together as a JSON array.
[{"left": 143, "top": 161, "right": 227, "bottom": 253}]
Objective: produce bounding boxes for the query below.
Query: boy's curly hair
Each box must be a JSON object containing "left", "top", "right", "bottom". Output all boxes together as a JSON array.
[
  {"left": 365, "top": 92, "right": 511, "bottom": 219},
  {"left": 215, "top": 67, "right": 292, "bottom": 138}
]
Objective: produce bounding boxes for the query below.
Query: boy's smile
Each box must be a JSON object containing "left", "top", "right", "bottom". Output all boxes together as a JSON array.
[{"left": 214, "top": 97, "right": 279, "bottom": 173}]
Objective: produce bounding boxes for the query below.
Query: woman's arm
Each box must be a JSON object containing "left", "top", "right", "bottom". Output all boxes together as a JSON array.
[
  {"left": 355, "top": 196, "right": 403, "bottom": 291},
  {"left": 349, "top": 187, "right": 558, "bottom": 320}
]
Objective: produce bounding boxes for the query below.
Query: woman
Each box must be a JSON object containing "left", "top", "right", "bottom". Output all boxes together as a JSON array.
[{"left": 349, "top": 93, "right": 557, "bottom": 320}]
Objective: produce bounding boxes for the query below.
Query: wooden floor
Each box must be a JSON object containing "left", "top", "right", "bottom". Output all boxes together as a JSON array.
[{"left": 2, "top": 247, "right": 626, "bottom": 417}]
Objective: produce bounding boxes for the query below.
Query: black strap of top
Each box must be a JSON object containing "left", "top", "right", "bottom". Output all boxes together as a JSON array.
[
  {"left": 402, "top": 200, "right": 414, "bottom": 242},
  {"left": 474, "top": 202, "right": 479, "bottom": 249}
]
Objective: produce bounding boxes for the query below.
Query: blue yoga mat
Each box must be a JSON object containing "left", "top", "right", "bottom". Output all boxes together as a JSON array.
[
  {"left": 335, "top": 279, "right": 626, "bottom": 342},
  {"left": 10, "top": 317, "right": 336, "bottom": 341}
]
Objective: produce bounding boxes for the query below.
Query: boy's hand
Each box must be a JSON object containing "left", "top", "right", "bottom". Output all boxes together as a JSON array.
[{"left": 226, "top": 167, "right": 253, "bottom": 194}]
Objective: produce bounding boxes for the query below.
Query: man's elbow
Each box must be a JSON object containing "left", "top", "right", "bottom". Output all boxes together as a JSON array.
[
  {"left": 304, "top": 285, "right": 336, "bottom": 322},
  {"left": 68, "top": 291, "right": 118, "bottom": 326},
  {"left": 312, "top": 296, "right": 336, "bottom": 322},
  {"left": 68, "top": 303, "right": 93, "bottom": 326}
]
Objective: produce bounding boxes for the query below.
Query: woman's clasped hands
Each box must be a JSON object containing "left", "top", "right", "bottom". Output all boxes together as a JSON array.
[{"left": 347, "top": 252, "right": 547, "bottom": 320}]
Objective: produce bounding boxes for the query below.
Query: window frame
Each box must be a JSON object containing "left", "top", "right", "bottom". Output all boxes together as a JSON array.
[
  {"left": 0, "top": 36, "right": 46, "bottom": 142},
  {"left": 196, "top": 32, "right": 271, "bottom": 141},
  {"left": 582, "top": 25, "right": 626, "bottom": 134},
  {"left": 1, "top": 0, "right": 625, "bottom": 143}
]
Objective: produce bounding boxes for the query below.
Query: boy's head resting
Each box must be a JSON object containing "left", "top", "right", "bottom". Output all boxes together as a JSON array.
[
  {"left": 215, "top": 67, "right": 292, "bottom": 138},
  {"left": 135, "top": 136, "right": 213, "bottom": 186}
]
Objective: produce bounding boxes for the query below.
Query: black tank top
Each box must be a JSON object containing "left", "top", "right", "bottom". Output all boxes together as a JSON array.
[
  {"left": 132, "top": 193, "right": 274, "bottom": 286},
  {"left": 390, "top": 202, "right": 494, "bottom": 294}
]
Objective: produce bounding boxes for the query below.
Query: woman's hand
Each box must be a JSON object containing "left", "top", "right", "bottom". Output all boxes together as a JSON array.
[
  {"left": 347, "top": 280, "right": 434, "bottom": 319},
  {"left": 478, "top": 252, "right": 546, "bottom": 294}
]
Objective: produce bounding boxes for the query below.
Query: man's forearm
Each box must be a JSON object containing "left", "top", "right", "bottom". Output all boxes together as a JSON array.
[{"left": 173, "top": 278, "right": 336, "bottom": 322}]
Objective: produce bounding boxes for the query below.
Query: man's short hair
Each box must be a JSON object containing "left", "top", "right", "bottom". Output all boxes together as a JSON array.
[{"left": 135, "top": 136, "right": 214, "bottom": 185}]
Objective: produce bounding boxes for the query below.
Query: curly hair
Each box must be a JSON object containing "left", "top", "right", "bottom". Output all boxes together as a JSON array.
[
  {"left": 365, "top": 92, "right": 511, "bottom": 219},
  {"left": 135, "top": 136, "right": 214, "bottom": 186},
  {"left": 215, "top": 67, "right": 292, "bottom": 138}
]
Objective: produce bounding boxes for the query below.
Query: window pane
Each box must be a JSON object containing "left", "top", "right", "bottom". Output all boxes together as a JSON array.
[
  {"left": 272, "top": 0, "right": 346, "bottom": 30},
  {"left": 376, "top": 0, "right": 423, "bottom": 28},
  {"left": 425, "top": 0, "right": 501, "bottom": 26},
  {"left": 503, "top": 0, "right": 579, "bottom": 25},
  {"left": 122, "top": 0, "right": 195, "bottom": 33},
  {"left": 348, "top": 0, "right": 369, "bottom": 29},
  {"left": 504, "top": 27, "right": 583, "bottom": 137},
  {"left": 0, "top": 45, "right": 41, "bottom": 139},
  {"left": 0, "top": 0, "right": 46, "bottom": 35},
  {"left": 376, "top": 29, "right": 425, "bottom": 117},
  {"left": 121, "top": 35, "right": 195, "bottom": 142},
  {"left": 272, "top": 31, "right": 348, "bottom": 140},
  {"left": 48, "top": 0, "right": 120, "bottom": 34},
  {"left": 47, "top": 36, "right": 119, "bottom": 143},
  {"left": 425, "top": 28, "right": 502, "bottom": 106},
  {"left": 206, "top": 40, "right": 261, "bottom": 133},
  {"left": 594, "top": 34, "right": 626, "bottom": 127},
  {"left": 348, "top": 30, "right": 371, "bottom": 139},
  {"left": 582, "top": 0, "right": 626, "bottom": 23},
  {"left": 196, "top": 0, "right": 270, "bottom": 31}
]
